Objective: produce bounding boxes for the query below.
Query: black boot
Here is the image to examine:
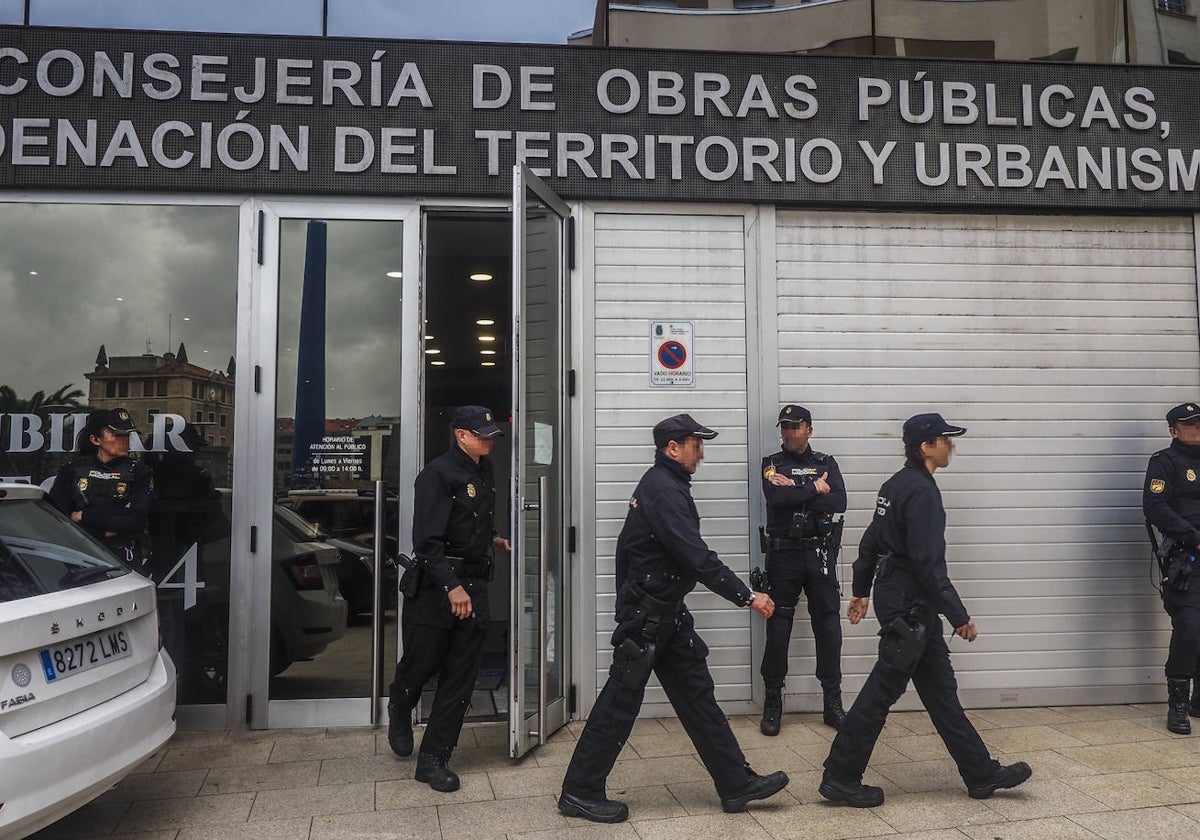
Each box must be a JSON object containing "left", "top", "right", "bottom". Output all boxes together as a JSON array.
[
  {"left": 1191, "top": 679, "right": 1200, "bottom": 719},
  {"left": 720, "top": 768, "right": 789, "bottom": 813},
  {"left": 1167, "top": 678, "right": 1192, "bottom": 735},
  {"left": 415, "top": 750, "right": 461, "bottom": 792},
  {"left": 387, "top": 682, "right": 416, "bottom": 757},
  {"left": 818, "top": 772, "right": 884, "bottom": 808},
  {"left": 823, "top": 687, "right": 846, "bottom": 730},
  {"left": 760, "top": 688, "right": 782, "bottom": 736}
]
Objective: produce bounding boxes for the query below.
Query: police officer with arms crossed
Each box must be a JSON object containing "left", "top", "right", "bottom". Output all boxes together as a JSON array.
[
  {"left": 48, "top": 408, "right": 154, "bottom": 564},
  {"left": 759, "top": 404, "right": 848, "bottom": 735},
  {"left": 558, "top": 414, "right": 789, "bottom": 823},
  {"left": 1143, "top": 402, "right": 1200, "bottom": 735},
  {"left": 820, "top": 413, "right": 1031, "bottom": 807},
  {"left": 386, "top": 406, "right": 511, "bottom": 791}
]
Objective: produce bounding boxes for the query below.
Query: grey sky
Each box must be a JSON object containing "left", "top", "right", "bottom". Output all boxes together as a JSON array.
[{"left": 25, "top": 0, "right": 596, "bottom": 43}]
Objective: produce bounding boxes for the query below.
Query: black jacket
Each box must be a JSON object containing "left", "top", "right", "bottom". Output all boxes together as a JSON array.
[
  {"left": 412, "top": 444, "right": 499, "bottom": 592},
  {"left": 761, "top": 446, "right": 847, "bottom": 535},
  {"left": 852, "top": 459, "right": 969, "bottom": 628},
  {"left": 615, "top": 451, "right": 752, "bottom": 608},
  {"left": 48, "top": 454, "right": 154, "bottom": 551},
  {"left": 1143, "top": 439, "right": 1200, "bottom": 548}
]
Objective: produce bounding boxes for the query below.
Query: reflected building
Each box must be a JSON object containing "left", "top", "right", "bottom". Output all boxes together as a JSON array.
[{"left": 574, "top": 0, "right": 1200, "bottom": 65}]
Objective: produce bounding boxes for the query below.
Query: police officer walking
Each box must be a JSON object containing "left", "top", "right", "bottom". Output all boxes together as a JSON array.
[
  {"left": 386, "top": 406, "right": 511, "bottom": 791},
  {"left": 759, "top": 404, "right": 847, "bottom": 735},
  {"left": 1143, "top": 402, "right": 1200, "bottom": 735},
  {"left": 558, "top": 414, "right": 788, "bottom": 824},
  {"left": 48, "top": 408, "right": 154, "bottom": 564},
  {"left": 820, "top": 413, "right": 1031, "bottom": 807}
]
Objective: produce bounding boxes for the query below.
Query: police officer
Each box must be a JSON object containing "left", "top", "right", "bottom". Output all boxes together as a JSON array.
[
  {"left": 820, "top": 413, "right": 1031, "bottom": 807},
  {"left": 386, "top": 406, "right": 511, "bottom": 792},
  {"left": 47, "top": 407, "right": 154, "bottom": 564},
  {"left": 558, "top": 414, "right": 788, "bottom": 824},
  {"left": 759, "top": 404, "right": 847, "bottom": 735},
  {"left": 1143, "top": 402, "right": 1200, "bottom": 735}
]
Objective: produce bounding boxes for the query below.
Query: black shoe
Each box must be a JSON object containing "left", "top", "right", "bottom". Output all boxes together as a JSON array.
[
  {"left": 1168, "top": 678, "right": 1192, "bottom": 735},
  {"left": 415, "top": 751, "right": 460, "bottom": 792},
  {"left": 967, "top": 761, "right": 1032, "bottom": 799},
  {"left": 823, "top": 688, "right": 846, "bottom": 730},
  {"left": 386, "top": 683, "right": 414, "bottom": 757},
  {"left": 720, "top": 770, "right": 789, "bottom": 813},
  {"left": 558, "top": 791, "right": 629, "bottom": 823},
  {"left": 819, "top": 773, "right": 884, "bottom": 808},
  {"left": 760, "top": 689, "right": 782, "bottom": 736}
]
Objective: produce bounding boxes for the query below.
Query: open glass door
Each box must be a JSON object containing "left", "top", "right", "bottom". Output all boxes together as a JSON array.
[{"left": 510, "top": 165, "right": 571, "bottom": 757}]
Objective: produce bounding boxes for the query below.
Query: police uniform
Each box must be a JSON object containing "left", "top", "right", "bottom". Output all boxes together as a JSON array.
[
  {"left": 821, "top": 414, "right": 1029, "bottom": 807},
  {"left": 559, "top": 414, "right": 788, "bottom": 824},
  {"left": 47, "top": 408, "right": 153, "bottom": 563},
  {"left": 1143, "top": 402, "right": 1200, "bottom": 734},
  {"left": 387, "top": 406, "right": 504, "bottom": 790},
  {"left": 759, "top": 404, "right": 847, "bottom": 733}
]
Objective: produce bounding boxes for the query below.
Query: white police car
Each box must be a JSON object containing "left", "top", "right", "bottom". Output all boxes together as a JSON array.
[{"left": 0, "top": 483, "right": 176, "bottom": 838}]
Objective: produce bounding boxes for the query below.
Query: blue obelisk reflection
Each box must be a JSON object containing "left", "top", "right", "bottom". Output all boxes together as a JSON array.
[{"left": 291, "top": 220, "right": 327, "bottom": 488}]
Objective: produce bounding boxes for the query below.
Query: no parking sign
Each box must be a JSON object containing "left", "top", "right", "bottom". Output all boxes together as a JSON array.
[{"left": 650, "top": 321, "right": 694, "bottom": 387}]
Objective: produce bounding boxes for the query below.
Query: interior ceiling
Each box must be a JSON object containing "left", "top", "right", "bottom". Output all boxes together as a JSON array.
[{"left": 423, "top": 213, "right": 512, "bottom": 412}]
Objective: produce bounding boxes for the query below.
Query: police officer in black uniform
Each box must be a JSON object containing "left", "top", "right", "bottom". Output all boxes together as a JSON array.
[
  {"left": 386, "top": 406, "right": 511, "bottom": 792},
  {"left": 558, "top": 414, "right": 788, "bottom": 824},
  {"left": 820, "top": 413, "right": 1031, "bottom": 807},
  {"left": 759, "top": 404, "right": 847, "bottom": 735},
  {"left": 48, "top": 408, "right": 154, "bottom": 564},
  {"left": 1143, "top": 402, "right": 1200, "bottom": 735}
]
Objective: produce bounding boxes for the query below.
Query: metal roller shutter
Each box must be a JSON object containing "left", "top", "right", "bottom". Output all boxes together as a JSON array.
[{"left": 773, "top": 210, "right": 1198, "bottom": 708}]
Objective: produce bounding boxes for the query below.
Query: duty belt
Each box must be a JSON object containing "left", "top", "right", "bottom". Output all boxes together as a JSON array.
[
  {"left": 625, "top": 579, "right": 685, "bottom": 617},
  {"left": 448, "top": 554, "right": 493, "bottom": 580},
  {"left": 766, "top": 536, "right": 823, "bottom": 551}
]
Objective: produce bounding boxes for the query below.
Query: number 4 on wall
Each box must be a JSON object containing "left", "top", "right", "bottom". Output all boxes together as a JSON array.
[{"left": 157, "top": 542, "right": 205, "bottom": 610}]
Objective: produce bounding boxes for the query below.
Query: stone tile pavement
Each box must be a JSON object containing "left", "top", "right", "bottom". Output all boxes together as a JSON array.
[{"left": 30, "top": 703, "right": 1200, "bottom": 840}]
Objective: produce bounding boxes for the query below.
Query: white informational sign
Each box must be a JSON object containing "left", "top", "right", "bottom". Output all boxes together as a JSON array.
[{"left": 650, "top": 321, "right": 695, "bottom": 387}]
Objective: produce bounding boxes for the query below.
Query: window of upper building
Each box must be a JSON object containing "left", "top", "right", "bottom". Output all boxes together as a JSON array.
[
  {"left": 733, "top": 0, "right": 776, "bottom": 9},
  {"left": 1158, "top": 0, "right": 1190, "bottom": 15},
  {"left": 0, "top": 0, "right": 20, "bottom": 24},
  {"left": 28, "top": 0, "right": 324, "bottom": 35}
]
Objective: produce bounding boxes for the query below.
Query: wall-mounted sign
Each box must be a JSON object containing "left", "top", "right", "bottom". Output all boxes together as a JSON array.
[{"left": 650, "top": 321, "right": 694, "bottom": 387}]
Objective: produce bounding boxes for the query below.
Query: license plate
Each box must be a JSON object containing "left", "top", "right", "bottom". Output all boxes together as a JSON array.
[{"left": 39, "top": 628, "right": 131, "bottom": 683}]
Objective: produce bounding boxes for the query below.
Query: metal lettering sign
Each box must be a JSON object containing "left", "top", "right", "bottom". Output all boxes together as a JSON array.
[
  {"left": 650, "top": 322, "right": 694, "bottom": 387},
  {"left": 1, "top": 26, "right": 1198, "bottom": 210}
]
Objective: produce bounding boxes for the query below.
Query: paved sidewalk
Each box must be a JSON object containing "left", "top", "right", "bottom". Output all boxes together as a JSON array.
[{"left": 32, "top": 703, "right": 1200, "bottom": 840}]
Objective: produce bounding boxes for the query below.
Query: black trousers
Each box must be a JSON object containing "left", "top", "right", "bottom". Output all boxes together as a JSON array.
[
  {"left": 562, "top": 609, "right": 752, "bottom": 799},
  {"left": 1163, "top": 585, "right": 1200, "bottom": 680},
  {"left": 760, "top": 548, "right": 842, "bottom": 692},
  {"left": 391, "top": 578, "right": 489, "bottom": 758},
  {"left": 823, "top": 616, "right": 998, "bottom": 788}
]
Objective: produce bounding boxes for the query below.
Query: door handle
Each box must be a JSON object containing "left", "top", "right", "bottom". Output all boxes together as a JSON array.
[{"left": 523, "top": 501, "right": 540, "bottom": 511}]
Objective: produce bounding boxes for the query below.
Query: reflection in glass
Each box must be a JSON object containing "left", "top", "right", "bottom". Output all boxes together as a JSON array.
[
  {"left": 271, "top": 218, "right": 403, "bottom": 701},
  {"left": 29, "top": 0, "right": 322, "bottom": 35},
  {"left": 328, "top": 0, "right": 595, "bottom": 44},
  {"left": 0, "top": 201, "right": 239, "bottom": 705},
  {"left": 0, "top": 0, "right": 21, "bottom": 25}
]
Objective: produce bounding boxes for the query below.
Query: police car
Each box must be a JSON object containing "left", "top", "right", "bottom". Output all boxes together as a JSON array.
[{"left": 0, "top": 483, "right": 176, "bottom": 838}]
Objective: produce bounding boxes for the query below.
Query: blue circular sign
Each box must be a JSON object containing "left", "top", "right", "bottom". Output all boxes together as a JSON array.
[{"left": 658, "top": 340, "right": 687, "bottom": 370}]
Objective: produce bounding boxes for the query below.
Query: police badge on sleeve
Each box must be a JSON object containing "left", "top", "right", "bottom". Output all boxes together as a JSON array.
[{"left": 1150, "top": 479, "right": 1166, "bottom": 494}]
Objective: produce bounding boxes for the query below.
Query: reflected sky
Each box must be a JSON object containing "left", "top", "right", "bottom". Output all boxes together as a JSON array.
[
  {"left": 0, "top": 0, "right": 19, "bottom": 25},
  {"left": 27, "top": 0, "right": 596, "bottom": 43}
]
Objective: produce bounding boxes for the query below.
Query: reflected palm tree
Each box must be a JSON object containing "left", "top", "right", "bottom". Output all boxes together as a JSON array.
[{"left": 0, "top": 383, "right": 87, "bottom": 482}]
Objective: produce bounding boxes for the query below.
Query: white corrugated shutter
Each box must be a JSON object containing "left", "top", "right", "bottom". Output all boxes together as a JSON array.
[
  {"left": 773, "top": 211, "right": 1198, "bottom": 707},
  {"left": 591, "top": 211, "right": 753, "bottom": 707}
]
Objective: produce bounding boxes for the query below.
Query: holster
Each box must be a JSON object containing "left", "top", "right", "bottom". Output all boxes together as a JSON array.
[
  {"left": 398, "top": 563, "right": 423, "bottom": 600},
  {"left": 750, "top": 565, "right": 770, "bottom": 595},
  {"left": 1166, "top": 552, "right": 1194, "bottom": 592},
  {"left": 878, "top": 610, "right": 928, "bottom": 672},
  {"left": 609, "top": 614, "right": 660, "bottom": 689}
]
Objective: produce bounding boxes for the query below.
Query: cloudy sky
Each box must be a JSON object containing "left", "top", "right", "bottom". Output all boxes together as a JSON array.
[{"left": 11, "top": 0, "right": 597, "bottom": 43}]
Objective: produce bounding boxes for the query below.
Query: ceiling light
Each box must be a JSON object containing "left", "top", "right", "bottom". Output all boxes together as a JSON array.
[
  {"left": 481, "top": 361, "right": 496, "bottom": 367},
  {"left": 28, "top": 271, "right": 37, "bottom": 276},
  {"left": 431, "top": 360, "right": 446, "bottom": 366},
  {"left": 476, "top": 318, "right": 495, "bottom": 326},
  {"left": 386, "top": 270, "right": 403, "bottom": 278},
  {"left": 424, "top": 334, "right": 434, "bottom": 340},
  {"left": 425, "top": 348, "right": 441, "bottom": 355},
  {"left": 182, "top": 316, "right": 191, "bottom": 321},
  {"left": 115, "top": 297, "right": 124, "bottom": 301},
  {"left": 478, "top": 335, "right": 495, "bottom": 342},
  {"left": 470, "top": 273, "right": 493, "bottom": 282},
  {"left": 480, "top": 349, "right": 496, "bottom": 355}
]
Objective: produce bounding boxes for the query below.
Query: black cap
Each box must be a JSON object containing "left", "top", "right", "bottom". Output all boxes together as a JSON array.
[
  {"left": 776, "top": 404, "right": 812, "bottom": 426},
  {"left": 652, "top": 414, "right": 718, "bottom": 448},
  {"left": 86, "top": 407, "right": 137, "bottom": 435},
  {"left": 1167, "top": 403, "right": 1200, "bottom": 426},
  {"left": 902, "top": 413, "right": 967, "bottom": 446},
  {"left": 452, "top": 405, "right": 504, "bottom": 438}
]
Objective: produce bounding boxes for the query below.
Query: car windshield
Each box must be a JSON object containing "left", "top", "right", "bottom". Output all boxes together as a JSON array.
[
  {"left": 0, "top": 497, "right": 131, "bottom": 602},
  {"left": 273, "top": 504, "right": 325, "bottom": 542}
]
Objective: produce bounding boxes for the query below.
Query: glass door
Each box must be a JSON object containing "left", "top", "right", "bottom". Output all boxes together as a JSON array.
[
  {"left": 249, "top": 203, "right": 419, "bottom": 728},
  {"left": 510, "top": 165, "right": 572, "bottom": 757}
]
